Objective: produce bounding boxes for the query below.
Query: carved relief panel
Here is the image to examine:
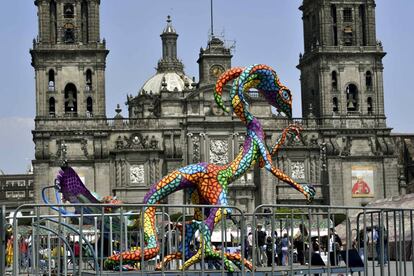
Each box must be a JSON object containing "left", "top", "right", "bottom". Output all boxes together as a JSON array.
[
  {"left": 291, "top": 161, "right": 306, "bottom": 180},
  {"left": 130, "top": 164, "right": 145, "bottom": 185},
  {"left": 114, "top": 159, "right": 127, "bottom": 187},
  {"left": 187, "top": 133, "right": 201, "bottom": 163},
  {"left": 209, "top": 139, "right": 229, "bottom": 165}
]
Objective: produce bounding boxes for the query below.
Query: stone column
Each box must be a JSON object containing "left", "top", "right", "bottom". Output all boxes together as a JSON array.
[
  {"left": 319, "top": 65, "right": 329, "bottom": 117},
  {"left": 353, "top": 5, "right": 359, "bottom": 46},
  {"left": 39, "top": 1, "right": 50, "bottom": 44},
  {"left": 367, "top": 3, "right": 377, "bottom": 46},
  {"left": 337, "top": 7, "right": 343, "bottom": 46},
  {"left": 95, "top": 66, "right": 106, "bottom": 117},
  {"left": 185, "top": 133, "right": 192, "bottom": 164},
  {"left": 374, "top": 64, "right": 385, "bottom": 117},
  {"left": 358, "top": 65, "right": 366, "bottom": 114},
  {"left": 34, "top": 69, "right": 40, "bottom": 116},
  {"left": 94, "top": 161, "right": 111, "bottom": 197},
  {"left": 319, "top": 5, "right": 328, "bottom": 46},
  {"left": 199, "top": 133, "right": 207, "bottom": 162},
  {"left": 55, "top": 66, "right": 63, "bottom": 116},
  {"left": 89, "top": 1, "right": 100, "bottom": 43},
  {"left": 398, "top": 165, "right": 407, "bottom": 195},
  {"left": 56, "top": 2, "right": 63, "bottom": 44},
  {"left": 33, "top": 162, "right": 50, "bottom": 204},
  {"left": 165, "top": 160, "right": 184, "bottom": 215},
  {"left": 338, "top": 65, "right": 346, "bottom": 114}
]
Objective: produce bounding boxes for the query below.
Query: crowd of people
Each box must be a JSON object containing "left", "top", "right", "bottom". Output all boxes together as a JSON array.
[
  {"left": 354, "top": 225, "right": 388, "bottom": 266},
  {"left": 243, "top": 223, "right": 390, "bottom": 268},
  {"left": 244, "top": 224, "right": 345, "bottom": 267},
  {"left": 9, "top": 232, "right": 85, "bottom": 274}
]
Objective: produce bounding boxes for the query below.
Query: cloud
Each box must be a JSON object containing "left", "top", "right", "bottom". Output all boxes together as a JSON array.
[{"left": 0, "top": 117, "right": 34, "bottom": 174}]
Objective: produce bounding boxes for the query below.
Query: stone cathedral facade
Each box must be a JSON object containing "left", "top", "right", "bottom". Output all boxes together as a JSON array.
[{"left": 31, "top": 0, "right": 405, "bottom": 212}]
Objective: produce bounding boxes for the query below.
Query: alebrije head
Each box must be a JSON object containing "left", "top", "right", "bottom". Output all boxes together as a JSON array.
[
  {"left": 274, "top": 84, "right": 293, "bottom": 118},
  {"left": 244, "top": 65, "right": 293, "bottom": 118},
  {"left": 214, "top": 65, "right": 293, "bottom": 119}
]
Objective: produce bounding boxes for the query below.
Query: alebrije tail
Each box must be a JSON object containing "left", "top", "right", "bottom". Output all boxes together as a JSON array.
[
  {"left": 214, "top": 67, "right": 245, "bottom": 113},
  {"left": 57, "top": 167, "right": 101, "bottom": 204},
  {"left": 56, "top": 169, "right": 65, "bottom": 186}
]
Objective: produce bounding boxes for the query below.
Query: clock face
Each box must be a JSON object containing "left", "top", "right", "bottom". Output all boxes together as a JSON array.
[
  {"left": 210, "top": 65, "right": 225, "bottom": 78},
  {"left": 130, "top": 164, "right": 144, "bottom": 184}
]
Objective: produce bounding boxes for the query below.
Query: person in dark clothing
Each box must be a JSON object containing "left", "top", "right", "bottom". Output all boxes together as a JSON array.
[
  {"left": 311, "top": 238, "right": 323, "bottom": 276},
  {"left": 265, "top": 236, "right": 275, "bottom": 267},
  {"left": 244, "top": 234, "right": 250, "bottom": 261},
  {"left": 373, "top": 226, "right": 388, "bottom": 266},
  {"left": 294, "top": 224, "right": 309, "bottom": 265},
  {"left": 356, "top": 229, "right": 369, "bottom": 261}
]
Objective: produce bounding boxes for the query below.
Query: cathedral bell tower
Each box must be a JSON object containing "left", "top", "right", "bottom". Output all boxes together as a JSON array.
[
  {"left": 31, "top": 0, "right": 110, "bottom": 205},
  {"left": 31, "top": 0, "right": 108, "bottom": 119},
  {"left": 157, "top": 15, "right": 185, "bottom": 73},
  {"left": 197, "top": 36, "right": 232, "bottom": 87},
  {"left": 297, "top": 0, "right": 386, "bottom": 124},
  {"left": 297, "top": 0, "right": 400, "bottom": 206}
]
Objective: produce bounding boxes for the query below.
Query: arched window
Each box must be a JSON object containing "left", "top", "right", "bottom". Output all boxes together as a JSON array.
[
  {"left": 365, "top": 71, "right": 372, "bottom": 90},
  {"left": 49, "top": 97, "right": 55, "bottom": 116},
  {"left": 346, "top": 84, "right": 358, "bottom": 112},
  {"left": 333, "top": 97, "right": 339, "bottom": 113},
  {"left": 331, "top": 71, "right": 338, "bottom": 90},
  {"left": 343, "top": 8, "right": 353, "bottom": 23},
  {"left": 86, "top": 69, "right": 92, "bottom": 91},
  {"left": 64, "top": 23, "right": 75, "bottom": 43},
  {"left": 64, "top": 83, "right": 77, "bottom": 115},
  {"left": 48, "top": 69, "right": 55, "bottom": 91},
  {"left": 86, "top": 97, "right": 93, "bottom": 117},
  {"left": 367, "top": 97, "right": 373, "bottom": 114},
  {"left": 63, "top": 4, "right": 74, "bottom": 18}
]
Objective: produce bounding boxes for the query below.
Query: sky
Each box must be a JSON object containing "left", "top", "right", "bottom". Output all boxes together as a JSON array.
[{"left": 0, "top": 0, "right": 413, "bottom": 174}]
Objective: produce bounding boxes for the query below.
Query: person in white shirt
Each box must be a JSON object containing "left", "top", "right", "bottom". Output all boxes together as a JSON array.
[
  {"left": 281, "top": 233, "right": 290, "bottom": 266},
  {"left": 326, "top": 228, "right": 342, "bottom": 266},
  {"left": 247, "top": 232, "right": 253, "bottom": 260}
]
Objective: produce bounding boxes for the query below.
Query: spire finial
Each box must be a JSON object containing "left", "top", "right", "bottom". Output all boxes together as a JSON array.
[
  {"left": 210, "top": 0, "right": 214, "bottom": 37},
  {"left": 162, "top": 15, "right": 176, "bottom": 34}
]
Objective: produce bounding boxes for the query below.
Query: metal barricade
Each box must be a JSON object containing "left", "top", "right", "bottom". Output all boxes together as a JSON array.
[
  {"left": 10, "top": 203, "right": 246, "bottom": 276},
  {"left": 250, "top": 204, "right": 414, "bottom": 276},
  {"left": 6, "top": 203, "right": 414, "bottom": 275}
]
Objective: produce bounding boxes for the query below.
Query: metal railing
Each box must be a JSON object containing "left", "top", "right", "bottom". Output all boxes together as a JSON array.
[{"left": 2, "top": 203, "right": 414, "bottom": 275}]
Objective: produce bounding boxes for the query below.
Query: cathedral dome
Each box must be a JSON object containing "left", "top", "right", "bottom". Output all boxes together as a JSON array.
[
  {"left": 139, "top": 72, "right": 193, "bottom": 94},
  {"left": 138, "top": 16, "right": 194, "bottom": 95}
]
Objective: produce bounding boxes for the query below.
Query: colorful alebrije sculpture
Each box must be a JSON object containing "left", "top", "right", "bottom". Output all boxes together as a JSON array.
[{"left": 103, "top": 64, "right": 316, "bottom": 271}]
